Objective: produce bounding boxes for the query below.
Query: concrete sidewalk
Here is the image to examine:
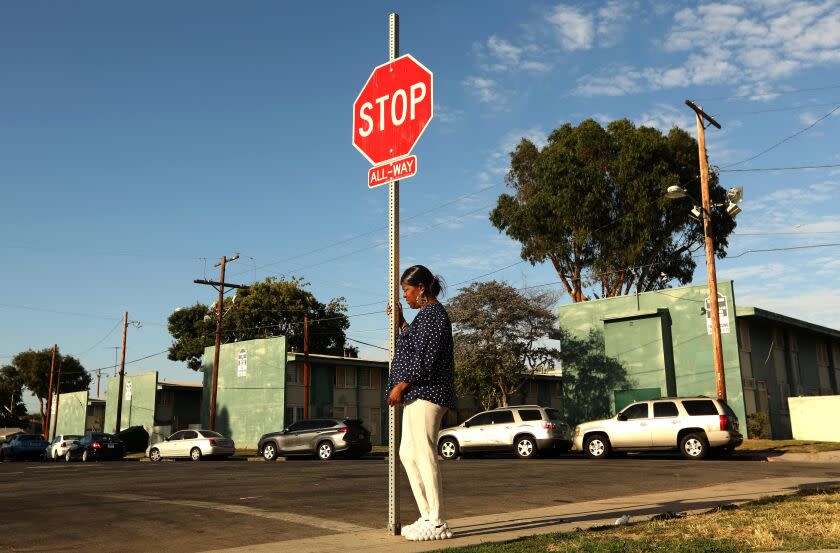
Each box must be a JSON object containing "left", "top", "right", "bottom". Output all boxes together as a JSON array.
[{"left": 205, "top": 475, "right": 840, "bottom": 553}]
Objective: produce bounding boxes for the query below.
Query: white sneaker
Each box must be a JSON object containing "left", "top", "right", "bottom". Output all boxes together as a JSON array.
[
  {"left": 405, "top": 520, "right": 454, "bottom": 541},
  {"left": 400, "top": 517, "right": 426, "bottom": 537}
]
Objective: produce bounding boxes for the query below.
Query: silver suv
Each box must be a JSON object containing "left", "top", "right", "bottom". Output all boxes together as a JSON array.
[
  {"left": 437, "top": 405, "right": 572, "bottom": 460},
  {"left": 258, "top": 418, "right": 372, "bottom": 461},
  {"left": 572, "top": 396, "right": 743, "bottom": 460}
]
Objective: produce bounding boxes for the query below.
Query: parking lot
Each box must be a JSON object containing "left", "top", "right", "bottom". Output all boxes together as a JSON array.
[{"left": 2, "top": 454, "right": 840, "bottom": 552}]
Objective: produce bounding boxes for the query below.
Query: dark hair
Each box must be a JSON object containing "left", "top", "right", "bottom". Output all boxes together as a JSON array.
[{"left": 400, "top": 265, "right": 446, "bottom": 298}]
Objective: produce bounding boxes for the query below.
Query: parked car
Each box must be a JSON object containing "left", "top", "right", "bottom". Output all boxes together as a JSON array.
[
  {"left": 258, "top": 418, "right": 372, "bottom": 461},
  {"left": 65, "top": 433, "right": 126, "bottom": 462},
  {"left": 572, "top": 396, "right": 743, "bottom": 460},
  {"left": 0, "top": 433, "right": 49, "bottom": 461},
  {"left": 46, "top": 434, "right": 82, "bottom": 461},
  {"left": 146, "top": 429, "right": 235, "bottom": 462},
  {"left": 437, "top": 405, "right": 573, "bottom": 460}
]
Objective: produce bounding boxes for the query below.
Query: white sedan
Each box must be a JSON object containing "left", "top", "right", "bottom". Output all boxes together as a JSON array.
[
  {"left": 146, "top": 429, "right": 235, "bottom": 462},
  {"left": 46, "top": 434, "right": 82, "bottom": 461}
]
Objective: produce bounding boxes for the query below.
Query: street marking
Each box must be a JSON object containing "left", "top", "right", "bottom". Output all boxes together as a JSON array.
[{"left": 99, "top": 493, "right": 371, "bottom": 533}]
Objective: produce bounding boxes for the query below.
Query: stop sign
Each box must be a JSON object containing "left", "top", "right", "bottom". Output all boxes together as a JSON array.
[{"left": 353, "top": 54, "right": 433, "bottom": 166}]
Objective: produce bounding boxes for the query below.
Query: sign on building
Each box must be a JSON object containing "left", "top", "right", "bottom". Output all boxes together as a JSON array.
[
  {"left": 125, "top": 381, "right": 133, "bottom": 401},
  {"left": 237, "top": 348, "right": 248, "bottom": 377},
  {"left": 705, "top": 294, "right": 730, "bottom": 335}
]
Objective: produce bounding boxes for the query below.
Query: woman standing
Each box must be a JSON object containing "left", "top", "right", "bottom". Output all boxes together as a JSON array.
[{"left": 386, "top": 265, "right": 456, "bottom": 541}]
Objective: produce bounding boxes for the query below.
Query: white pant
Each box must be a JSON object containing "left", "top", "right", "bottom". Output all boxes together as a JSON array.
[{"left": 400, "top": 399, "right": 447, "bottom": 525}]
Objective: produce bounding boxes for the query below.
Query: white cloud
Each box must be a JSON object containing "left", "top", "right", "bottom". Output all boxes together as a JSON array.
[
  {"left": 547, "top": 4, "right": 595, "bottom": 50},
  {"left": 575, "top": 1, "right": 840, "bottom": 97},
  {"left": 637, "top": 103, "right": 697, "bottom": 132},
  {"left": 474, "top": 36, "right": 552, "bottom": 73},
  {"left": 737, "top": 287, "right": 840, "bottom": 330},
  {"left": 463, "top": 76, "right": 506, "bottom": 107}
]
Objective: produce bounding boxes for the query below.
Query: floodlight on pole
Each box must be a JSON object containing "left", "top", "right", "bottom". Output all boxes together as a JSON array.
[{"left": 665, "top": 185, "right": 689, "bottom": 199}]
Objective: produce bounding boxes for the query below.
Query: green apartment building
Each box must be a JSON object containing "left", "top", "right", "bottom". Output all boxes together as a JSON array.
[
  {"left": 559, "top": 281, "right": 840, "bottom": 439},
  {"left": 201, "top": 337, "right": 390, "bottom": 448}
]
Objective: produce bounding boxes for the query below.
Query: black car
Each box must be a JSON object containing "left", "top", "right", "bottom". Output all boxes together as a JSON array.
[
  {"left": 257, "top": 418, "right": 373, "bottom": 461},
  {"left": 0, "top": 434, "right": 49, "bottom": 461},
  {"left": 65, "top": 433, "right": 126, "bottom": 462}
]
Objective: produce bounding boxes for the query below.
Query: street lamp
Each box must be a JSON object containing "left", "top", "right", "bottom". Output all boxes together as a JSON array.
[{"left": 666, "top": 105, "right": 744, "bottom": 402}]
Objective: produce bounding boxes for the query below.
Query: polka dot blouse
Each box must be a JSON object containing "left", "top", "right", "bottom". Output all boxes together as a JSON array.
[{"left": 387, "top": 301, "right": 457, "bottom": 409}]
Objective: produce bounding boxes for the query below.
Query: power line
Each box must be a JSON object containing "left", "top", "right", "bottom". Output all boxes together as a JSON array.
[
  {"left": 720, "top": 163, "right": 840, "bottom": 173},
  {"left": 725, "top": 242, "right": 840, "bottom": 259},
  {"left": 228, "top": 183, "right": 500, "bottom": 278},
  {"left": 722, "top": 103, "right": 840, "bottom": 168},
  {"left": 72, "top": 319, "right": 123, "bottom": 359},
  {"left": 697, "top": 83, "right": 840, "bottom": 102},
  {"left": 346, "top": 337, "right": 389, "bottom": 352}
]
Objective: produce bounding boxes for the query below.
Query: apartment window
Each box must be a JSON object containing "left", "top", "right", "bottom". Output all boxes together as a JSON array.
[
  {"left": 368, "top": 407, "right": 381, "bottom": 438},
  {"left": 336, "top": 367, "right": 356, "bottom": 388},
  {"left": 285, "top": 405, "right": 305, "bottom": 424},
  {"left": 334, "top": 405, "right": 358, "bottom": 419},
  {"left": 286, "top": 364, "right": 303, "bottom": 385},
  {"left": 737, "top": 320, "right": 751, "bottom": 352},
  {"left": 357, "top": 367, "right": 372, "bottom": 389}
]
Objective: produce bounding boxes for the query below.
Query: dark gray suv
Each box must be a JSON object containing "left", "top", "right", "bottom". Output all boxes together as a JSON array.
[{"left": 258, "top": 418, "right": 372, "bottom": 461}]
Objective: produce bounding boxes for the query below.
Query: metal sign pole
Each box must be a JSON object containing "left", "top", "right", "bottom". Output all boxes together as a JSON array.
[{"left": 387, "top": 11, "right": 401, "bottom": 537}]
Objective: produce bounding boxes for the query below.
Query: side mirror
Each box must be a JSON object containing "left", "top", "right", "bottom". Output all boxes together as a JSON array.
[
  {"left": 165, "top": 437, "right": 170, "bottom": 441},
  {"left": 463, "top": 422, "right": 471, "bottom": 428},
  {"left": 616, "top": 413, "right": 627, "bottom": 421}
]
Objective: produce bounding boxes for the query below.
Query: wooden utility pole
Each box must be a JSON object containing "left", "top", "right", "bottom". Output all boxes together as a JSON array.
[
  {"left": 114, "top": 311, "right": 129, "bottom": 433},
  {"left": 686, "top": 99, "right": 726, "bottom": 401},
  {"left": 51, "top": 360, "right": 62, "bottom": 440},
  {"left": 43, "top": 344, "right": 57, "bottom": 439},
  {"left": 194, "top": 255, "right": 247, "bottom": 431},
  {"left": 303, "top": 315, "right": 310, "bottom": 419}
]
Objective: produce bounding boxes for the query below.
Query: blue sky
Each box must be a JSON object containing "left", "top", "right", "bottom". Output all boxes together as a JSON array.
[{"left": 2, "top": 1, "right": 840, "bottom": 410}]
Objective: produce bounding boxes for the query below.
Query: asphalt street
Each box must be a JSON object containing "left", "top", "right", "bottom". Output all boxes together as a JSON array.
[{"left": 2, "top": 455, "right": 839, "bottom": 552}]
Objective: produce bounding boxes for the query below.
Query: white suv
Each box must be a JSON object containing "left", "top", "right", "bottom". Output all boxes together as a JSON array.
[
  {"left": 438, "top": 405, "right": 572, "bottom": 460},
  {"left": 572, "top": 396, "right": 743, "bottom": 460}
]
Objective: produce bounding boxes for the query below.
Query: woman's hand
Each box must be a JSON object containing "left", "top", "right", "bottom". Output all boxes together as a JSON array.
[
  {"left": 387, "top": 381, "right": 410, "bottom": 406},
  {"left": 386, "top": 302, "right": 407, "bottom": 330}
]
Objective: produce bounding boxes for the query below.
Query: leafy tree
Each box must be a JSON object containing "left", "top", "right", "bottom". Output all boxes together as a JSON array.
[
  {"left": 0, "top": 365, "right": 26, "bottom": 417},
  {"left": 560, "top": 329, "right": 631, "bottom": 426},
  {"left": 11, "top": 348, "right": 92, "bottom": 426},
  {"left": 490, "top": 119, "right": 737, "bottom": 302},
  {"left": 448, "top": 281, "right": 560, "bottom": 409},
  {"left": 168, "top": 276, "right": 356, "bottom": 370}
]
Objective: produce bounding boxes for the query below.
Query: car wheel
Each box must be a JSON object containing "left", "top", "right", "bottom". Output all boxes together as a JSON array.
[
  {"left": 438, "top": 438, "right": 459, "bottom": 460},
  {"left": 149, "top": 448, "right": 162, "bottom": 463},
  {"left": 65, "top": 451, "right": 72, "bottom": 462},
  {"left": 515, "top": 435, "right": 538, "bottom": 459},
  {"left": 190, "top": 447, "right": 202, "bottom": 462},
  {"left": 82, "top": 450, "right": 90, "bottom": 462},
  {"left": 317, "top": 441, "right": 334, "bottom": 460},
  {"left": 262, "top": 443, "right": 278, "bottom": 462},
  {"left": 583, "top": 434, "right": 611, "bottom": 459},
  {"left": 680, "top": 433, "right": 708, "bottom": 460}
]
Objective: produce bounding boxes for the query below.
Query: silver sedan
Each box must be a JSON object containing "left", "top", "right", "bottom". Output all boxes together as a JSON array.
[{"left": 146, "top": 429, "right": 235, "bottom": 462}]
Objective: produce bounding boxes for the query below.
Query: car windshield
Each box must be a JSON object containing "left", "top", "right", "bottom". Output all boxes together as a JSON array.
[
  {"left": 199, "top": 431, "right": 223, "bottom": 438},
  {"left": 20, "top": 435, "right": 42, "bottom": 441}
]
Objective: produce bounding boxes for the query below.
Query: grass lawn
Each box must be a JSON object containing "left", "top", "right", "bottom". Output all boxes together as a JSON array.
[
  {"left": 737, "top": 439, "right": 840, "bottom": 454},
  {"left": 443, "top": 486, "right": 840, "bottom": 553}
]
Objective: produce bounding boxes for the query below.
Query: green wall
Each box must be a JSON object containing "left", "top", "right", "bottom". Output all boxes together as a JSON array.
[
  {"left": 559, "top": 281, "right": 746, "bottom": 425},
  {"left": 104, "top": 371, "right": 158, "bottom": 434},
  {"left": 202, "top": 337, "right": 286, "bottom": 448},
  {"left": 53, "top": 390, "right": 88, "bottom": 437}
]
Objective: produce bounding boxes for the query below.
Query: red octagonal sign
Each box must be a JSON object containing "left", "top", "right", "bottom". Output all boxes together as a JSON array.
[{"left": 353, "top": 54, "right": 433, "bottom": 166}]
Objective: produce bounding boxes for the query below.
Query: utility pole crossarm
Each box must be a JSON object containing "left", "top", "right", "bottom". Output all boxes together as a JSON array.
[
  {"left": 685, "top": 100, "right": 721, "bottom": 129},
  {"left": 193, "top": 279, "right": 249, "bottom": 289}
]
